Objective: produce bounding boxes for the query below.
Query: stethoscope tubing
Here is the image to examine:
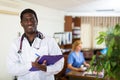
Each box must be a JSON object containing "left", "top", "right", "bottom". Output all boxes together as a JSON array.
[{"left": 17, "top": 31, "right": 44, "bottom": 54}]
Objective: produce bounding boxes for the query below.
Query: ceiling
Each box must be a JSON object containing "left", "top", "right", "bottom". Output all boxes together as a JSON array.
[
  {"left": 0, "top": 0, "right": 120, "bottom": 16},
  {"left": 24, "top": 0, "right": 120, "bottom": 13}
]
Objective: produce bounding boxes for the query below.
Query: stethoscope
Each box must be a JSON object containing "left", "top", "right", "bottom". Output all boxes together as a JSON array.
[{"left": 17, "top": 31, "right": 44, "bottom": 54}]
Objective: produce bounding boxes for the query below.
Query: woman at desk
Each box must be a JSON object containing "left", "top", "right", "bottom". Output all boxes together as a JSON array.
[{"left": 66, "top": 40, "right": 90, "bottom": 73}]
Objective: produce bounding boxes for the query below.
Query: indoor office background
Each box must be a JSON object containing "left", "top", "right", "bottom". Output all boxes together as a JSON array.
[{"left": 0, "top": 0, "right": 120, "bottom": 80}]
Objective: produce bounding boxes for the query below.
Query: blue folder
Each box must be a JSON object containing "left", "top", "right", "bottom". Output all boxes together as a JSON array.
[{"left": 29, "top": 55, "right": 63, "bottom": 71}]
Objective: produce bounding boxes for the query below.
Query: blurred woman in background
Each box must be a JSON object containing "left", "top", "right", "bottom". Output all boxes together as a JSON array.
[{"left": 66, "top": 40, "right": 90, "bottom": 73}]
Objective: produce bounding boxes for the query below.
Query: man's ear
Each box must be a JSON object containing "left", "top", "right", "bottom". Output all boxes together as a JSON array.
[{"left": 20, "top": 21, "right": 23, "bottom": 27}]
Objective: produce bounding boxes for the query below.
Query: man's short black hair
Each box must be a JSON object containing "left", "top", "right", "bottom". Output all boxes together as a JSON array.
[{"left": 20, "top": 8, "right": 38, "bottom": 22}]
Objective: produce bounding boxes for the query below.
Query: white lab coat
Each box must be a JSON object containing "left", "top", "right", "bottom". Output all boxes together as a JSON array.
[{"left": 7, "top": 34, "right": 64, "bottom": 80}]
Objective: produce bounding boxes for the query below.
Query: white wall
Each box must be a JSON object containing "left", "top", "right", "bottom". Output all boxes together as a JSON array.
[
  {"left": 0, "top": 2, "right": 65, "bottom": 80},
  {"left": 0, "top": 14, "right": 20, "bottom": 80}
]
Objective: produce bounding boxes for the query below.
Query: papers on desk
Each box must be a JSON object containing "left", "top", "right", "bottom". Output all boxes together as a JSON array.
[
  {"left": 29, "top": 55, "right": 63, "bottom": 71},
  {"left": 83, "top": 71, "right": 104, "bottom": 78}
]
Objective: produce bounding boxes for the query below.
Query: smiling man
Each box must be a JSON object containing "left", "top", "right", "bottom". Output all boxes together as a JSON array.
[{"left": 7, "top": 8, "right": 64, "bottom": 80}]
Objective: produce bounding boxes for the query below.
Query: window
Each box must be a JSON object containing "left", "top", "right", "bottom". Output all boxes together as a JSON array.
[{"left": 80, "top": 16, "right": 120, "bottom": 49}]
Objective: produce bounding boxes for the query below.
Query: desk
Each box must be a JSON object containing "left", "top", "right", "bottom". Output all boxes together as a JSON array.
[{"left": 66, "top": 71, "right": 103, "bottom": 80}]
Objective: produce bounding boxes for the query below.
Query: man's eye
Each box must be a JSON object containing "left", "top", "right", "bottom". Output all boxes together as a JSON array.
[
  {"left": 30, "top": 18, "right": 35, "bottom": 22},
  {"left": 22, "top": 19, "right": 28, "bottom": 22}
]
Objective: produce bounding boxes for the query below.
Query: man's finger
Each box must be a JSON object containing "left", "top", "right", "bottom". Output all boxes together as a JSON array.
[
  {"left": 42, "top": 60, "right": 47, "bottom": 65},
  {"left": 35, "top": 57, "right": 40, "bottom": 62}
]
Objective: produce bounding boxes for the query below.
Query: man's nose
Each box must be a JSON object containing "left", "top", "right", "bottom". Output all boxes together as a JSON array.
[{"left": 28, "top": 20, "right": 33, "bottom": 25}]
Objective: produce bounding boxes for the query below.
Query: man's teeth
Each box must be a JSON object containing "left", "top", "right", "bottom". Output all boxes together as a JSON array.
[{"left": 28, "top": 26, "right": 32, "bottom": 28}]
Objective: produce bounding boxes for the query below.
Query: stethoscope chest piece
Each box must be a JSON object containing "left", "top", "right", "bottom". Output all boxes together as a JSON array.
[{"left": 17, "top": 49, "right": 22, "bottom": 54}]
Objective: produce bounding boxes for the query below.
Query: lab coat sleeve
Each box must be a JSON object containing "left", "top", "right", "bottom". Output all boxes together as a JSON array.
[
  {"left": 45, "top": 37, "right": 64, "bottom": 75},
  {"left": 7, "top": 41, "right": 32, "bottom": 76}
]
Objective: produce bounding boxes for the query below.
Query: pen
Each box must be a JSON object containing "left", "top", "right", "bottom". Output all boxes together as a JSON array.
[{"left": 35, "top": 53, "right": 40, "bottom": 57}]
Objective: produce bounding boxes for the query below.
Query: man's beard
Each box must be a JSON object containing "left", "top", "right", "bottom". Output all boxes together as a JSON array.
[
  {"left": 26, "top": 27, "right": 37, "bottom": 34},
  {"left": 26, "top": 29, "right": 36, "bottom": 34}
]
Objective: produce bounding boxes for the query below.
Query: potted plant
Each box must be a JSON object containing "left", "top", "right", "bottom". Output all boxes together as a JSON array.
[{"left": 90, "top": 24, "right": 120, "bottom": 80}]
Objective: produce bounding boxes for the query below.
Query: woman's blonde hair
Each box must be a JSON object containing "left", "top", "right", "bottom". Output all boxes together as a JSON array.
[{"left": 72, "top": 40, "right": 82, "bottom": 51}]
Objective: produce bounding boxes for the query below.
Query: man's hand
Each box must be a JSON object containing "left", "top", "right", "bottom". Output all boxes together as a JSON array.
[{"left": 32, "top": 57, "right": 47, "bottom": 71}]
